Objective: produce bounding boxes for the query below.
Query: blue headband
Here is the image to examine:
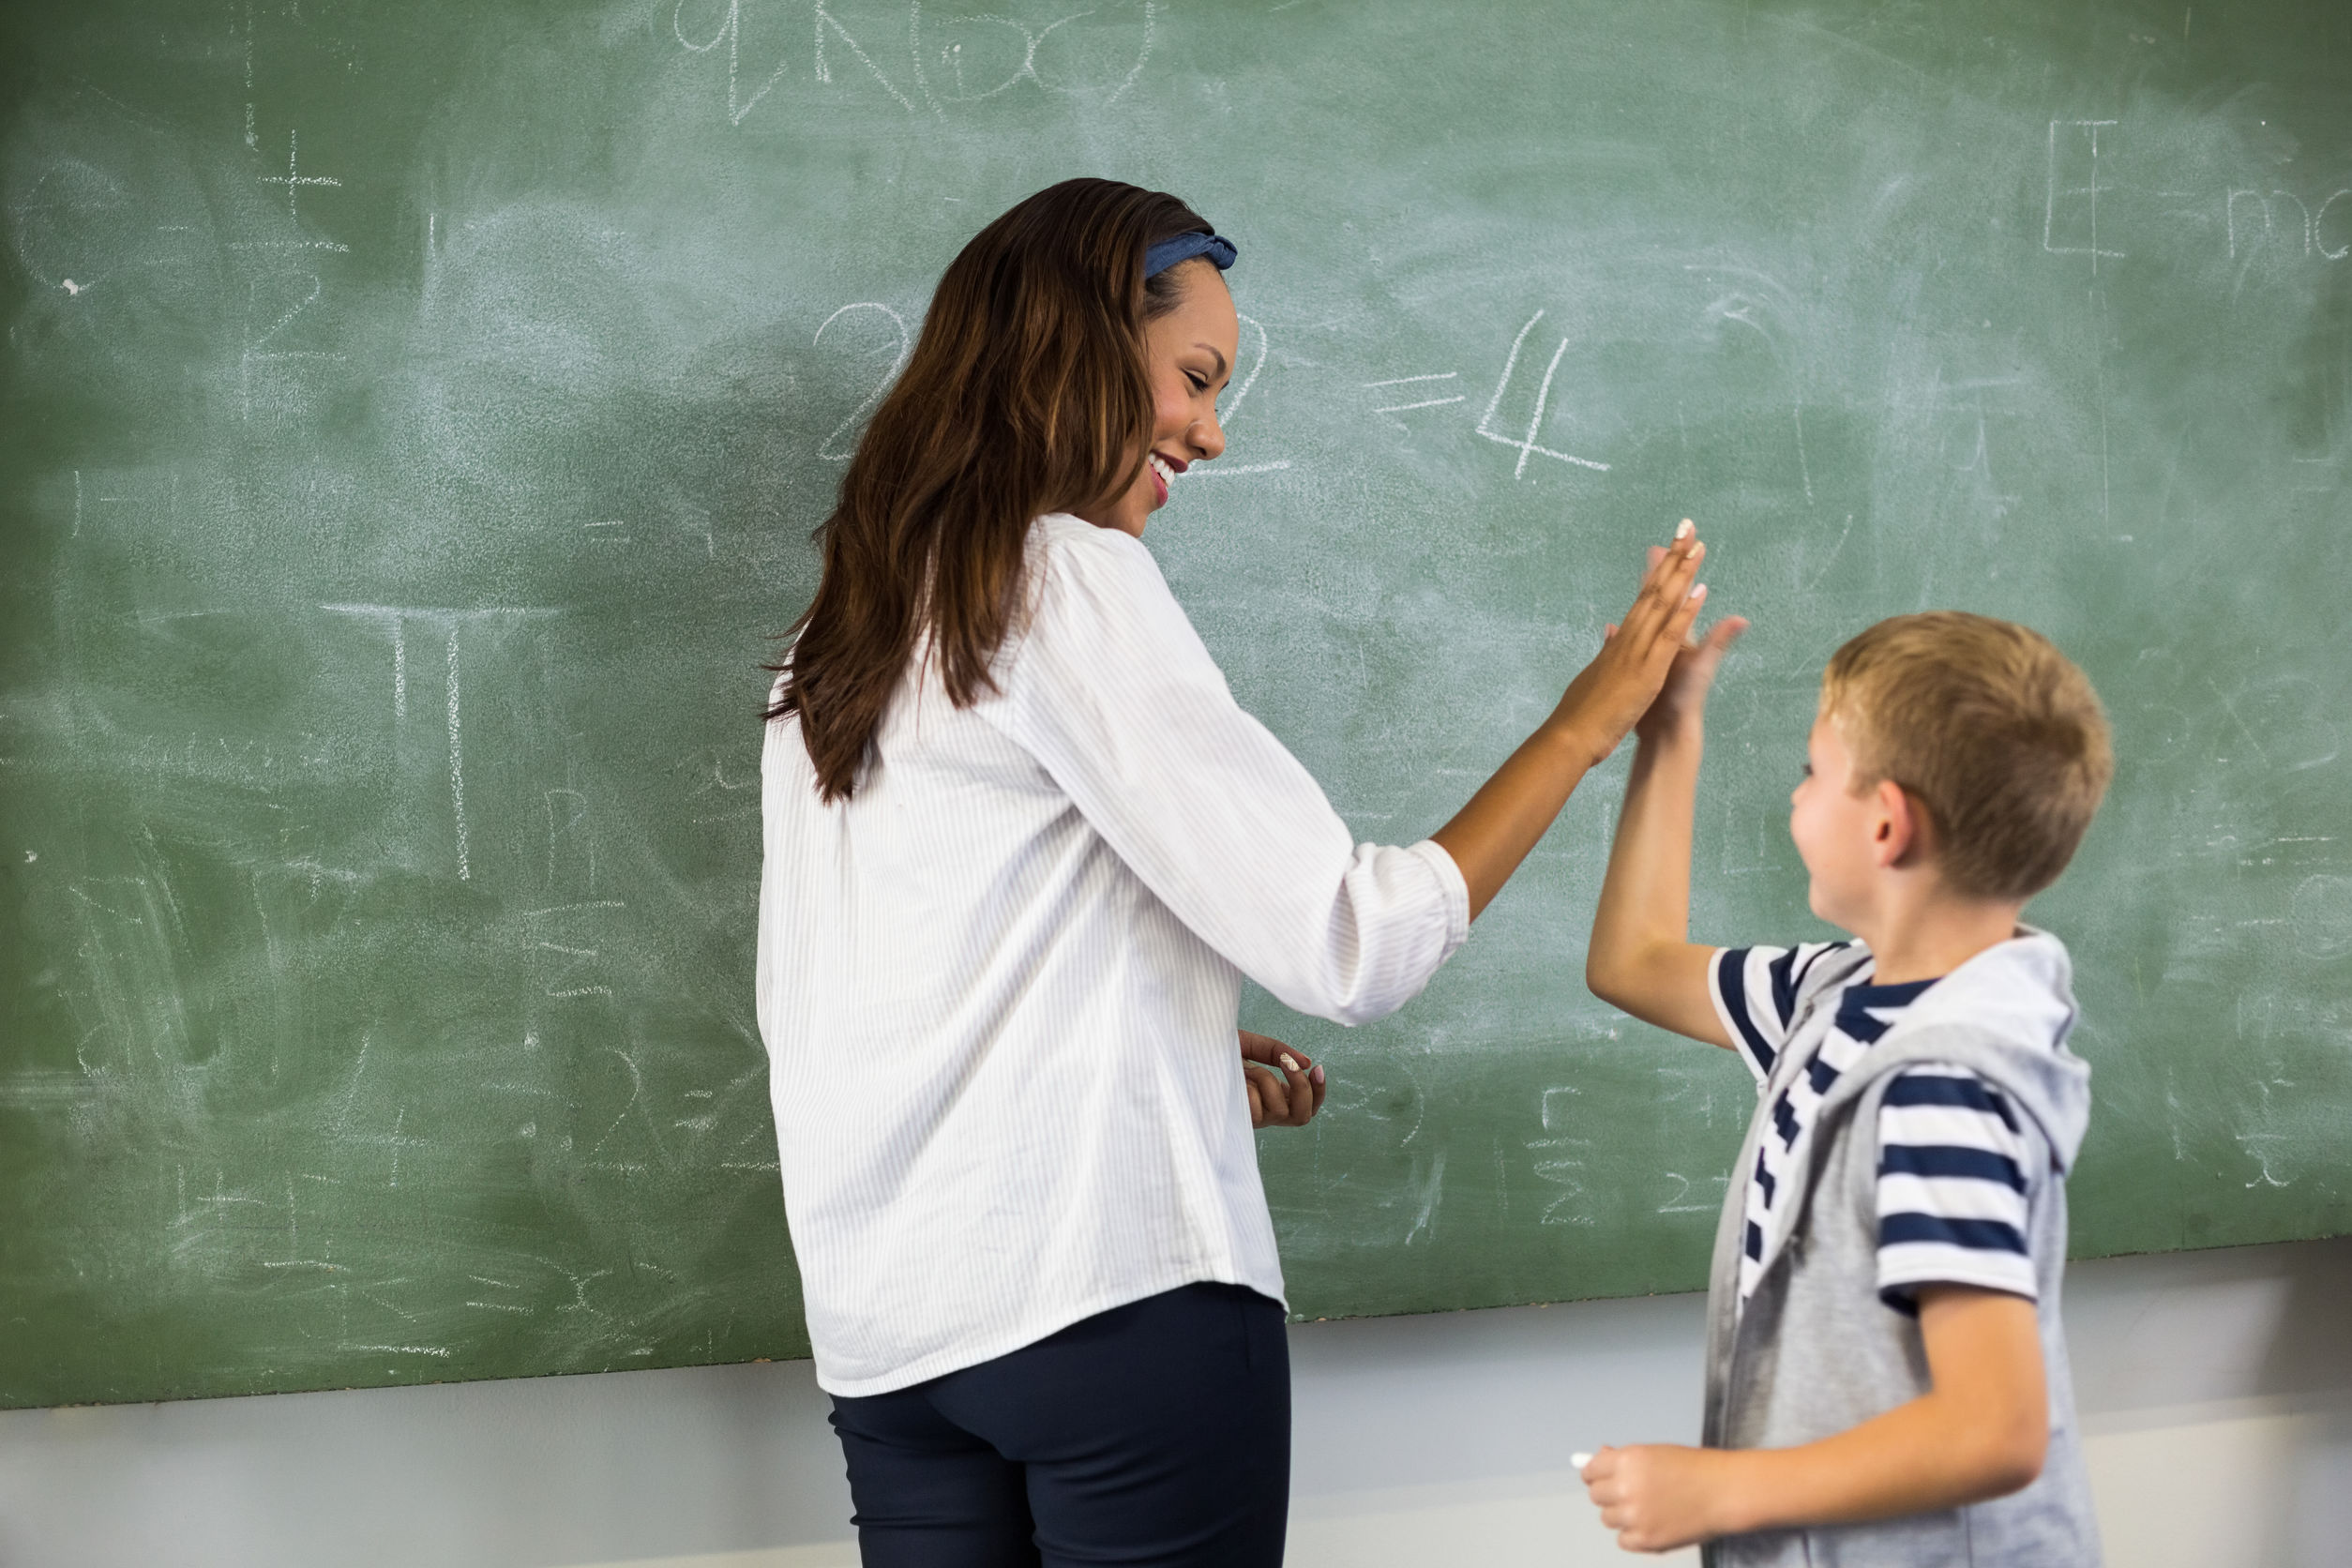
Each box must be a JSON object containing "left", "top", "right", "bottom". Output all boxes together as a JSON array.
[{"left": 1144, "top": 230, "right": 1238, "bottom": 279}]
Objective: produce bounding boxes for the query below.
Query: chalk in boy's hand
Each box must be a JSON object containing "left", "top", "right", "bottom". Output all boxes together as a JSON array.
[{"left": 1575, "top": 608, "right": 2113, "bottom": 1560}]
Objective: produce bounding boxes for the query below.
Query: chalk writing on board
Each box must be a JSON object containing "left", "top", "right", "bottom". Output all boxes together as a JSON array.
[
  {"left": 1184, "top": 461, "right": 1291, "bottom": 478},
  {"left": 1364, "top": 370, "right": 1465, "bottom": 430},
  {"left": 240, "top": 0, "right": 257, "bottom": 147},
  {"left": 1225, "top": 312, "right": 1268, "bottom": 425},
  {"left": 1656, "top": 1171, "right": 1726, "bottom": 1214},
  {"left": 2043, "top": 119, "right": 2123, "bottom": 272},
  {"left": 1530, "top": 1084, "right": 1594, "bottom": 1227},
  {"left": 814, "top": 302, "right": 911, "bottom": 460},
  {"left": 234, "top": 128, "right": 351, "bottom": 421},
  {"left": 815, "top": 1, "right": 918, "bottom": 113},
  {"left": 673, "top": 0, "right": 795, "bottom": 125},
  {"left": 257, "top": 128, "right": 339, "bottom": 221},
  {"left": 323, "top": 606, "right": 557, "bottom": 882},
  {"left": 1477, "top": 310, "right": 1609, "bottom": 479},
  {"left": 915, "top": 1, "right": 1155, "bottom": 110},
  {"left": 1403, "top": 1148, "right": 1445, "bottom": 1244},
  {"left": 923, "top": 9, "right": 1090, "bottom": 104},
  {"left": 677, "top": 1, "right": 1156, "bottom": 125},
  {"left": 2228, "top": 188, "right": 2352, "bottom": 262},
  {"left": 240, "top": 272, "right": 342, "bottom": 420}
]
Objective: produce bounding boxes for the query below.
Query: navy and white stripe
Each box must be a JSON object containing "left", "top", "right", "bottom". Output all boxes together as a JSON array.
[
  {"left": 1876, "top": 1063, "right": 2035, "bottom": 1309},
  {"left": 1712, "top": 941, "right": 1851, "bottom": 1078},
  {"left": 1711, "top": 944, "right": 2037, "bottom": 1313}
]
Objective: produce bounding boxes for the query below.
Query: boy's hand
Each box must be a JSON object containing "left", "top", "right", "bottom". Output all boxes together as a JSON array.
[
  {"left": 1580, "top": 1443, "right": 1741, "bottom": 1553},
  {"left": 1547, "top": 523, "right": 1711, "bottom": 767},
  {"left": 1241, "top": 1030, "right": 1324, "bottom": 1128},
  {"left": 1620, "top": 543, "right": 1748, "bottom": 745},
  {"left": 1579, "top": 1289, "right": 2050, "bottom": 1546}
]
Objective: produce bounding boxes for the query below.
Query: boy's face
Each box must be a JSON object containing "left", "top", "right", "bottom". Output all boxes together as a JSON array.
[{"left": 1789, "top": 712, "right": 1885, "bottom": 929}]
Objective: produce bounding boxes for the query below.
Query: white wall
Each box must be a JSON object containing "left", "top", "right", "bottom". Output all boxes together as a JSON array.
[{"left": 2, "top": 1237, "right": 2345, "bottom": 1568}]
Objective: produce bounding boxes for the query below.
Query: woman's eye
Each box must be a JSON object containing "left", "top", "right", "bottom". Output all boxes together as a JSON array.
[{"left": 1185, "top": 372, "right": 1207, "bottom": 392}]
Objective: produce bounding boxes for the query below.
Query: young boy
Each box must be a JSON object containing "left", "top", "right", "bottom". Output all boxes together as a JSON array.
[{"left": 1577, "top": 605, "right": 2113, "bottom": 1564}]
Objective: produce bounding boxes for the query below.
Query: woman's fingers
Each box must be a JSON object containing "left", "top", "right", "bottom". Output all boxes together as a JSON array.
[
  {"left": 1659, "top": 580, "right": 1709, "bottom": 655},
  {"left": 1277, "top": 1052, "right": 1317, "bottom": 1125},
  {"left": 1643, "top": 541, "right": 1706, "bottom": 641},
  {"left": 1241, "top": 1031, "right": 1324, "bottom": 1127},
  {"left": 1238, "top": 1029, "right": 1288, "bottom": 1066},
  {"left": 1245, "top": 1063, "right": 1288, "bottom": 1126},
  {"left": 1546, "top": 520, "right": 1722, "bottom": 760},
  {"left": 1628, "top": 527, "right": 1690, "bottom": 610},
  {"left": 1625, "top": 535, "right": 1703, "bottom": 642},
  {"left": 1630, "top": 531, "right": 1693, "bottom": 611}
]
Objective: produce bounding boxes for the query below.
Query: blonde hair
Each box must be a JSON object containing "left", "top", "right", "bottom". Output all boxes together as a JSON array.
[{"left": 1820, "top": 612, "right": 2113, "bottom": 900}]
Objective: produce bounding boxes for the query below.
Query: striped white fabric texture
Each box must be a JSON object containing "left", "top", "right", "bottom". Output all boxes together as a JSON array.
[
  {"left": 757, "top": 513, "right": 1470, "bottom": 1397},
  {"left": 1711, "top": 942, "right": 2040, "bottom": 1315}
]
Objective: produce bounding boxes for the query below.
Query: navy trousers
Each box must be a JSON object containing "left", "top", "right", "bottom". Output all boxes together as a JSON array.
[{"left": 827, "top": 1283, "right": 1290, "bottom": 1567}]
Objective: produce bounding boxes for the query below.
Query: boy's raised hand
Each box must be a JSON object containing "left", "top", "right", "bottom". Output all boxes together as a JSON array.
[
  {"left": 1551, "top": 523, "right": 1711, "bottom": 766},
  {"left": 1624, "top": 542, "right": 1747, "bottom": 745}
]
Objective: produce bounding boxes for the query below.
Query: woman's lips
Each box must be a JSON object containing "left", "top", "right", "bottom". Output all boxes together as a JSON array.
[{"left": 1148, "top": 451, "right": 1184, "bottom": 505}]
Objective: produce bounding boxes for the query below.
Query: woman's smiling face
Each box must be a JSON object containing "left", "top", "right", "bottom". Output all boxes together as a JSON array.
[{"left": 1085, "top": 259, "right": 1237, "bottom": 537}]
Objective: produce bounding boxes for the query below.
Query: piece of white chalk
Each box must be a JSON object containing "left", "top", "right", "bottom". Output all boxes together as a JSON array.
[{"left": 1572, "top": 1451, "right": 1594, "bottom": 1469}]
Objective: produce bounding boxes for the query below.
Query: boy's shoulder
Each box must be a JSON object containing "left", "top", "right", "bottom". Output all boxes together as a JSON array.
[
  {"left": 1870, "top": 928, "right": 2093, "bottom": 1172},
  {"left": 1708, "top": 939, "right": 1876, "bottom": 1070},
  {"left": 1720, "top": 929, "right": 2078, "bottom": 1052}
]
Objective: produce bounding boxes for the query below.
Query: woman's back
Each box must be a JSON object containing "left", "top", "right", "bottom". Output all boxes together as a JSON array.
[{"left": 760, "top": 513, "right": 1471, "bottom": 1396}]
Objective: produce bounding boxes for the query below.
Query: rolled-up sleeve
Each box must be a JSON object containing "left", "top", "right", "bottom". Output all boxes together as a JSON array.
[{"left": 979, "top": 519, "right": 1470, "bottom": 1026}]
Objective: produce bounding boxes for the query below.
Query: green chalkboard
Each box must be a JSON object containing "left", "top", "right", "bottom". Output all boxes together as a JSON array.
[{"left": 3, "top": 0, "right": 2348, "bottom": 1408}]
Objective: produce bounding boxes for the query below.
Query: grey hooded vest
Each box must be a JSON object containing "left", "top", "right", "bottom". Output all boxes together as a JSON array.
[{"left": 1700, "top": 931, "right": 2102, "bottom": 1567}]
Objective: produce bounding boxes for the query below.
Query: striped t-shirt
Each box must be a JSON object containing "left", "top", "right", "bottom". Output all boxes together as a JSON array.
[{"left": 1710, "top": 942, "right": 2039, "bottom": 1315}]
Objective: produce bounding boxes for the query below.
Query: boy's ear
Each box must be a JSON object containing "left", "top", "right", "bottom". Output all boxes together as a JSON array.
[{"left": 1873, "top": 777, "right": 1919, "bottom": 869}]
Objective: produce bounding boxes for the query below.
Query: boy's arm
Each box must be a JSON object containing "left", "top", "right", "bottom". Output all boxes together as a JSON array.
[
  {"left": 1584, "top": 608, "right": 1746, "bottom": 1048},
  {"left": 1580, "top": 1285, "right": 2049, "bottom": 1552}
]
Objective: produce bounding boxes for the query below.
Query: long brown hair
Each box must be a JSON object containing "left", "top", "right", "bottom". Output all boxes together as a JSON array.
[{"left": 771, "top": 178, "right": 1215, "bottom": 801}]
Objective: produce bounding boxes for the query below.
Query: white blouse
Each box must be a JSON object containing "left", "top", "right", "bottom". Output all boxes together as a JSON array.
[{"left": 756, "top": 512, "right": 1470, "bottom": 1396}]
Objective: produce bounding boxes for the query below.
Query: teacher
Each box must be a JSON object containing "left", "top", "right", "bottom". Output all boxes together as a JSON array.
[{"left": 756, "top": 178, "right": 1709, "bottom": 1566}]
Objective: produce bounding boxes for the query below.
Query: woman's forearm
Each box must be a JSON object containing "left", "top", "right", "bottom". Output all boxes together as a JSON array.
[{"left": 1430, "top": 719, "right": 1607, "bottom": 920}]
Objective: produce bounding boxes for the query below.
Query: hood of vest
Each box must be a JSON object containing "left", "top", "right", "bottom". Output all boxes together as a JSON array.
[{"left": 1821, "top": 927, "right": 2090, "bottom": 1174}]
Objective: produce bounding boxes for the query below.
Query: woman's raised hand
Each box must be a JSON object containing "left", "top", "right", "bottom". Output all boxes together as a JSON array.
[{"left": 1548, "top": 522, "right": 1711, "bottom": 767}]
